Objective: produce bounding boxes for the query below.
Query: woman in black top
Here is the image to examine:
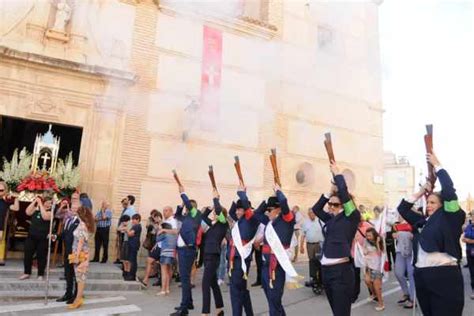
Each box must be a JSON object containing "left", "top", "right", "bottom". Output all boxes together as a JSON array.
[
  {"left": 201, "top": 189, "right": 228, "bottom": 316},
  {"left": 397, "top": 153, "right": 465, "bottom": 316},
  {"left": 312, "top": 161, "right": 360, "bottom": 316},
  {"left": 19, "top": 195, "right": 53, "bottom": 280}
]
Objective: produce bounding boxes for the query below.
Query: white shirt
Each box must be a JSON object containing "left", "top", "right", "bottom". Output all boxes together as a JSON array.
[
  {"left": 301, "top": 219, "right": 324, "bottom": 243},
  {"left": 416, "top": 244, "right": 457, "bottom": 268},
  {"left": 255, "top": 224, "right": 265, "bottom": 244},
  {"left": 177, "top": 235, "right": 186, "bottom": 247},
  {"left": 321, "top": 255, "right": 348, "bottom": 266},
  {"left": 164, "top": 217, "right": 178, "bottom": 229}
]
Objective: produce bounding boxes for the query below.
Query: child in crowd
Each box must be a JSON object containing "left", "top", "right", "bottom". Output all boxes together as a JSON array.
[
  {"left": 363, "top": 227, "right": 385, "bottom": 312},
  {"left": 118, "top": 215, "right": 131, "bottom": 279},
  {"left": 156, "top": 222, "right": 177, "bottom": 295},
  {"left": 125, "top": 214, "right": 142, "bottom": 281}
]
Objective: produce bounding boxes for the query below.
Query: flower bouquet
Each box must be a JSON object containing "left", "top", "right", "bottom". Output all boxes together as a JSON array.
[
  {"left": 0, "top": 148, "right": 33, "bottom": 193},
  {"left": 53, "top": 152, "right": 80, "bottom": 197},
  {"left": 17, "top": 172, "right": 60, "bottom": 193}
]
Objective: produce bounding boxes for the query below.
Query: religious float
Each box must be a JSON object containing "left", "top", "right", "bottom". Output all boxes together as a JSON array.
[{"left": 0, "top": 124, "right": 80, "bottom": 260}]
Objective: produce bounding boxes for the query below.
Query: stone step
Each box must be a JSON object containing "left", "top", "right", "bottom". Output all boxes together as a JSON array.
[
  {"left": 0, "top": 290, "right": 138, "bottom": 298},
  {"left": 0, "top": 278, "right": 143, "bottom": 293},
  {"left": 0, "top": 267, "right": 123, "bottom": 280}
]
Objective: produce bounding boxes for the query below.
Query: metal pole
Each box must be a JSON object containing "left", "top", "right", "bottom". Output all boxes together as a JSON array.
[
  {"left": 412, "top": 282, "right": 417, "bottom": 316},
  {"left": 44, "top": 194, "right": 58, "bottom": 305}
]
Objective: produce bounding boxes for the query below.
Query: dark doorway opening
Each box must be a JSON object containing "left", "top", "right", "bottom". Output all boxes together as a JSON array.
[
  {"left": 0, "top": 115, "right": 83, "bottom": 167},
  {"left": 0, "top": 115, "right": 83, "bottom": 258}
]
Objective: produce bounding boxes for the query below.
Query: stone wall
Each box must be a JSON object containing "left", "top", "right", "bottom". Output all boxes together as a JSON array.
[{"left": 0, "top": 0, "right": 385, "bottom": 259}]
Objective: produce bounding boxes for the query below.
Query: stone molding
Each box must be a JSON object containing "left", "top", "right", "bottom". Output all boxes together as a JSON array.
[{"left": 0, "top": 45, "right": 137, "bottom": 83}]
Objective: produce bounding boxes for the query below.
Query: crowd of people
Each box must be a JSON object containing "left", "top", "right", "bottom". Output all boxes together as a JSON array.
[
  {"left": 1, "top": 150, "right": 474, "bottom": 315},
  {"left": 110, "top": 153, "right": 473, "bottom": 316}
]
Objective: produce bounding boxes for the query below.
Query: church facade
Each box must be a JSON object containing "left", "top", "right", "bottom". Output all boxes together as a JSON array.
[{"left": 0, "top": 0, "right": 385, "bottom": 218}]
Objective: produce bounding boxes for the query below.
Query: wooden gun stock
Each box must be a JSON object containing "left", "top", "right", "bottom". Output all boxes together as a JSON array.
[
  {"left": 269, "top": 148, "right": 281, "bottom": 186},
  {"left": 324, "top": 132, "right": 336, "bottom": 162},
  {"left": 208, "top": 165, "right": 217, "bottom": 190},
  {"left": 424, "top": 124, "right": 436, "bottom": 193},
  {"left": 234, "top": 156, "right": 245, "bottom": 186},
  {"left": 172, "top": 169, "right": 183, "bottom": 187}
]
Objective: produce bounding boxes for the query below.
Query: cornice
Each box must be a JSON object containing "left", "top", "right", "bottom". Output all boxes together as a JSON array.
[{"left": 158, "top": 4, "right": 277, "bottom": 40}]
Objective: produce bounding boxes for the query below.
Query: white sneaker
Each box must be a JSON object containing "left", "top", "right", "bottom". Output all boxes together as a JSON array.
[
  {"left": 37, "top": 276, "right": 44, "bottom": 281},
  {"left": 470, "top": 293, "right": 474, "bottom": 300},
  {"left": 218, "top": 279, "right": 224, "bottom": 286}
]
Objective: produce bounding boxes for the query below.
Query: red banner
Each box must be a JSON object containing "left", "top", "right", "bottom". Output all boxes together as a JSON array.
[{"left": 200, "top": 26, "right": 223, "bottom": 131}]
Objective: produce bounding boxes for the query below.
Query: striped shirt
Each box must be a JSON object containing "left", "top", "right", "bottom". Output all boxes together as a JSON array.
[{"left": 95, "top": 209, "right": 113, "bottom": 228}]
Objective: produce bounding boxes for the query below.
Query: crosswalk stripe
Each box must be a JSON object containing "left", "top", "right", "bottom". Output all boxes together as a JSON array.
[
  {"left": 0, "top": 296, "right": 126, "bottom": 313},
  {"left": 45, "top": 304, "right": 142, "bottom": 316},
  {"left": 351, "top": 286, "right": 401, "bottom": 309}
]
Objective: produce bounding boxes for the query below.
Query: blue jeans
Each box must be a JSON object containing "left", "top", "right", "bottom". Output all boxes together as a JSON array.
[
  {"left": 394, "top": 252, "right": 415, "bottom": 301},
  {"left": 177, "top": 247, "right": 197, "bottom": 311},
  {"left": 217, "top": 244, "right": 227, "bottom": 281},
  {"left": 128, "top": 247, "right": 139, "bottom": 278}
]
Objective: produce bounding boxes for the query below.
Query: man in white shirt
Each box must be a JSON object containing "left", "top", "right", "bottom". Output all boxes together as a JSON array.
[
  {"left": 123, "top": 195, "right": 137, "bottom": 218},
  {"left": 300, "top": 208, "right": 324, "bottom": 288},
  {"left": 163, "top": 206, "right": 178, "bottom": 230}
]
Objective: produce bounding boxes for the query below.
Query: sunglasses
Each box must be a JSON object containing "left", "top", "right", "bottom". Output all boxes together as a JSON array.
[{"left": 328, "top": 202, "right": 342, "bottom": 208}]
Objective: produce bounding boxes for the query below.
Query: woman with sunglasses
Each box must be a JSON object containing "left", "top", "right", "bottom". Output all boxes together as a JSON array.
[
  {"left": 312, "top": 161, "right": 361, "bottom": 316},
  {"left": 397, "top": 152, "right": 465, "bottom": 316}
]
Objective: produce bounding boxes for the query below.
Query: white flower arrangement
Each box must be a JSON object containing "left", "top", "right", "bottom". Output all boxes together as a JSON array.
[
  {"left": 0, "top": 148, "right": 33, "bottom": 191},
  {"left": 53, "top": 151, "right": 80, "bottom": 192}
]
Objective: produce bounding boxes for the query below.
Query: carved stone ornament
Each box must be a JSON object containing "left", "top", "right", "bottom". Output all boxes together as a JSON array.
[{"left": 45, "top": 0, "right": 75, "bottom": 42}]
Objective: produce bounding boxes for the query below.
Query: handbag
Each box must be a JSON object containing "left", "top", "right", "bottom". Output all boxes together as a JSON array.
[
  {"left": 68, "top": 252, "right": 88, "bottom": 264},
  {"left": 143, "top": 232, "right": 155, "bottom": 251}
]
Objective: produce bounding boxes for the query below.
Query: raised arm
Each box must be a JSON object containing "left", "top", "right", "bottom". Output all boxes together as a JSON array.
[
  {"left": 236, "top": 190, "right": 250, "bottom": 210},
  {"left": 253, "top": 200, "right": 269, "bottom": 225},
  {"left": 9, "top": 196, "right": 19, "bottom": 212},
  {"left": 236, "top": 184, "right": 255, "bottom": 221},
  {"left": 175, "top": 204, "right": 184, "bottom": 221},
  {"left": 201, "top": 207, "right": 213, "bottom": 227},
  {"left": 397, "top": 185, "right": 426, "bottom": 226},
  {"left": 229, "top": 201, "right": 238, "bottom": 222},
  {"left": 333, "top": 174, "right": 356, "bottom": 217},
  {"left": 427, "top": 153, "right": 461, "bottom": 213},
  {"left": 180, "top": 193, "right": 193, "bottom": 212},
  {"left": 274, "top": 185, "right": 293, "bottom": 222},
  {"left": 312, "top": 194, "right": 331, "bottom": 223},
  {"left": 212, "top": 189, "right": 226, "bottom": 224},
  {"left": 25, "top": 199, "right": 37, "bottom": 216}
]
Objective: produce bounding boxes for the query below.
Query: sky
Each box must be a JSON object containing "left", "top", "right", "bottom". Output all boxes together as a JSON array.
[{"left": 379, "top": 0, "right": 474, "bottom": 199}]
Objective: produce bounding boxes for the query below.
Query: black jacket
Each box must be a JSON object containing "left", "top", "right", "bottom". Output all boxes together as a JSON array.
[
  {"left": 175, "top": 193, "right": 202, "bottom": 247},
  {"left": 312, "top": 175, "right": 360, "bottom": 259},
  {"left": 202, "top": 198, "right": 228, "bottom": 255},
  {"left": 398, "top": 168, "right": 465, "bottom": 264},
  {"left": 62, "top": 217, "right": 79, "bottom": 255}
]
